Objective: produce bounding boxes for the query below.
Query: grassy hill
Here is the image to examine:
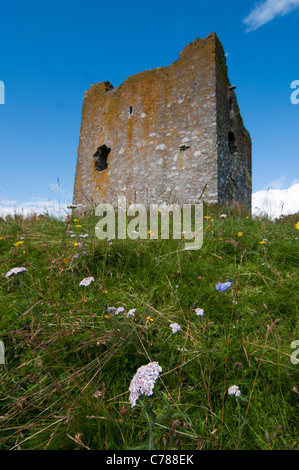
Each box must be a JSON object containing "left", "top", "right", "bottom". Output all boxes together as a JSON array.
[{"left": 0, "top": 206, "right": 298, "bottom": 450}]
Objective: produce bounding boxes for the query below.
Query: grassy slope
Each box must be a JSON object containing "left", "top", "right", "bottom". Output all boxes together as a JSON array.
[{"left": 0, "top": 206, "right": 298, "bottom": 450}]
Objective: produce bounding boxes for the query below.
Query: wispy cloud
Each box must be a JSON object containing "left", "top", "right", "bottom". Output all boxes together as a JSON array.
[
  {"left": 264, "top": 174, "right": 287, "bottom": 190},
  {"left": 243, "top": 0, "right": 299, "bottom": 32}
]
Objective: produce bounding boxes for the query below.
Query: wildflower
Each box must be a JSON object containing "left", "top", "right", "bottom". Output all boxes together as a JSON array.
[
  {"left": 216, "top": 280, "right": 232, "bottom": 292},
  {"left": 259, "top": 240, "right": 266, "bottom": 244},
  {"left": 73, "top": 219, "right": 79, "bottom": 222},
  {"left": 0, "top": 236, "right": 4, "bottom": 240},
  {"left": 237, "top": 232, "right": 243, "bottom": 237},
  {"left": 79, "top": 276, "right": 94, "bottom": 286},
  {"left": 220, "top": 214, "right": 227, "bottom": 218},
  {"left": 5, "top": 267, "right": 28, "bottom": 278},
  {"left": 129, "top": 362, "right": 162, "bottom": 408},
  {"left": 127, "top": 308, "right": 136, "bottom": 317},
  {"left": 228, "top": 385, "right": 241, "bottom": 397},
  {"left": 74, "top": 242, "right": 79, "bottom": 247},
  {"left": 296, "top": 222, "right": 299, "bottom": 230},
  {"left": 103, "top": 290, "right": 108, "bottom": 294},
  {"left": 107, "top": 307, "right": 116, "bottom": 313},
  {"left": 79, "top": 234, "right": 89, "bottom": 238},
  {"left": 73, "top": 253, "right": 79, "bottom": 259},
  {"left": 14, "top": 241, "right": 24, "bottom": 247},
  {"left": 204, "top": 215, "right": 211, "bottom": 219},
  {"left": 70, "top": 234, "right": 77, "bottom": 238},
  {"left": 104, "top": 314, "right": 110, "bottom": 319},
  {"left": 36, "top": 217, "right": 39, "bottom": 221},
  {"left": 146, "top": 316, "right": 154, "bottom": 324},
  {"left": 115, "top": 307, "right": 125, "bottom": 315},
  {"left": 76, "top": 225, "right": 82, "bottom": 228},
  {"left": 63, "top": 258, "right": 69, "bottom": 264},
  {"left": 195, "top": 308, "right": 204, "bottom": 316},
  {"left": 23, "top": 250, "right": 26, "bottom": 255},
  {"left": 170, "top": 323, "right": 181, "bottom": 333}
]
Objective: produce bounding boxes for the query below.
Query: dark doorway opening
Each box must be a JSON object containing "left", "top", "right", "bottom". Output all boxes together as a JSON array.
[{"left": 93, "top": 145, "right": 111, "bottom": 171}]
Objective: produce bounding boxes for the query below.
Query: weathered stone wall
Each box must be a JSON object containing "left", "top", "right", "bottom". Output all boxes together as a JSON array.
[
  {"left": 73, "top": 32, "right": 251, "bottom": 211},
  {"left": 215, "top": 38, "right": 252, "bottom": 210}
]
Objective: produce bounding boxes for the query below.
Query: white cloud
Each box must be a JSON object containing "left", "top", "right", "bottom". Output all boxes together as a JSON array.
[
  {"left": 0, "top": 197, "right": 71, "bottom": 219},
  {"left": 243, "top": 0, "right": 299, "bottom": 32},
  {"left": 252, "top": 182, "right": 299, "bottom": 219}
]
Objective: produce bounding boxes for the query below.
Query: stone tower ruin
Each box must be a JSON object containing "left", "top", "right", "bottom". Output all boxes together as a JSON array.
[{"left": 73, "top": 32, "right": 251, "bottom": 212}]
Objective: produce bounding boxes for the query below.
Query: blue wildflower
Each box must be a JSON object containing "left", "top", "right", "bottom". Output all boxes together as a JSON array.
[{"left": 215, "top": 280, "right": 232, "bottom": 292}]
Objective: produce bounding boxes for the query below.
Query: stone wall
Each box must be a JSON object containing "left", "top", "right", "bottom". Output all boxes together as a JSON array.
[{"left": 73, "top": 32, "right": 251, "bottom": 211}]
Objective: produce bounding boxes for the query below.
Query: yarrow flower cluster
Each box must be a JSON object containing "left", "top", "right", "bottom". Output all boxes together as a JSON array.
[
  {"left": 127, "top": 308, "right": 136, "bottom": 317},
  {"left": 169, "top": 323, "right": 181, "bottom": 334},
  {"left": 195, "top": 308, "right": 204, "bottom": 316},
  {"left": 5, "top": 267, "right": 28, "bottom": 279},
  {"left": 79, "top": 276, "right": 94, "bottom": 286},
  {"left": 129, "top": 362, "right": 162, "bottom": 408},
  {"left": 228, "top": 385, "right": 241, "bottom": 397},
  {"left": 115, "top": 307, "right": 125, "bottom": 315},
  {"left": 106, "top": 306, "right": 136, "bottom": 317}
]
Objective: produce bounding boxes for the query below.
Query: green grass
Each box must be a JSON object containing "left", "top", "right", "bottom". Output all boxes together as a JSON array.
[{"left": 0, "top": 206, "right": 298, "bottom": 450}]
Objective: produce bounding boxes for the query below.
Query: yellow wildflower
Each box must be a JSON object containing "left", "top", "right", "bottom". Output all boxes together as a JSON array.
[
  {"left": 296, "top": 222, "right": 299, "bottom": 230},
  {"left": 23, "top": 250, "right": 26, "bottom": 255},
  {"left": 73, "top": 219, "right": 79, "bottom": 222},
  {"left": 74, "top": 242, "right": 79, "bottom": 247},
  {"left": 237, "top": 232, "right": 243, "bottom": 237},
  {"left": 63, "top": 258, "right": 69, "bottom": 263},
  {"left": 103, "top": 290, "right": 108, "bottom": 294},
  {"left": 204, "top": 215, "right": 211, "bottom": 219},
  {"left": 0, "top": 236, "right": 4, "bottom": 240},
  {"left": 146, "top": 316, "right": 154, "bottom": 324},
  {"left": 14, "top": 241, "right": 24, "bottom": 247},
  {"left": 76, "top": 225, "right": 82, "bottom": 228},
  {"left": 259, "top": 240, "right": 266, "bottom": 244},
  {"left": 36, "top": 217, "right": 39, "bottom": 221},
  {"left": 104, "top": 314, "right": 110, "bottom": 319}
]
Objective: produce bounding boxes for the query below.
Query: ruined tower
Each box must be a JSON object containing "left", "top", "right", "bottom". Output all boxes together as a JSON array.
[{"left": 73, "top": 32, "right": 251, "bottom": 211}]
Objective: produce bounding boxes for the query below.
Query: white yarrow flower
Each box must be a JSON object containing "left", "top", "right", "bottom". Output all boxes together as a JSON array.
[
  {"left": 228, "top": 385, "right": 241, "bottom": 397},
  {"left": 129, "top": 362, "right": 162, "bottom": 408},
  {"left": 79, "top": 276, "right": 94, "bottom": 286},
  {"left": 127, "top": 308, "right": 136, "bottom": 317},
  {"left": 5, "top": 267, "right": 28, "bottom": 279},
  {"left": 170, "top": 323, "right": 181, "bottom": 333},
  {"left": 115, "top": 307, "right": 125, "bottom": 315},
  {"left": 195, "top": 308, "right": 204, "bottom": 316},
  {"left": 220, "top": 214, "right": 227, "bottom": 218}
]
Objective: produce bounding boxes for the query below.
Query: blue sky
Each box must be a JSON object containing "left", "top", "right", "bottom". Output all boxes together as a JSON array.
[{"left": 0, "top": 0, "right": 298, "bottom": 212}]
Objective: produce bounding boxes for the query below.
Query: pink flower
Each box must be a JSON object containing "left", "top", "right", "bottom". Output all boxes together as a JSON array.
[{"left": 129, "top": 362, "right": 162, "bottom": 408}]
